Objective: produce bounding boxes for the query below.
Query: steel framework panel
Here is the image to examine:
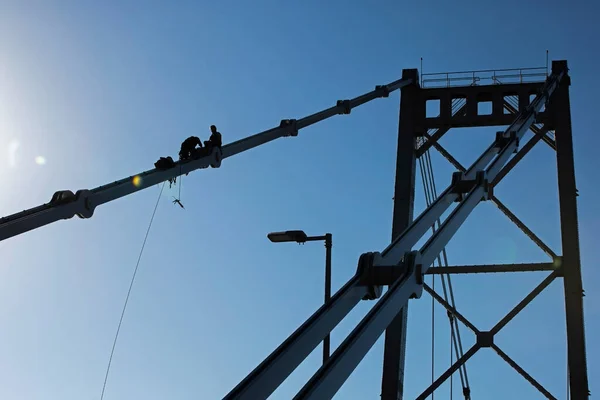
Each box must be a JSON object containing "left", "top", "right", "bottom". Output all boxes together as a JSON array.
[{"left": 411, "top": 60, "right": 589, "bottom": 399}]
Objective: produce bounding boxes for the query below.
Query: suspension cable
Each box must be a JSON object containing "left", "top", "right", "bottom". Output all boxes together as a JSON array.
[
  {"left": 424, "top": 144, "right": 471, "bottom": 397},
  {"left": 450, "top": 325, "right": 454, "bottom": 400},
  {"left": 418, "top": 97, "right": 472, "bottom": 399},
  {"left": 100, "top": 182, "right": 166, "bottom": 400},
  {"left": 419, "top": 155, "right": 436, "bottom": 398},
  {"left": 425, "top": 148, "right": 470, "bottom": 390}
]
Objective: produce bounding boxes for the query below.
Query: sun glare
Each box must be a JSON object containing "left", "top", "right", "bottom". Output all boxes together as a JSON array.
[
  {"left": 8, "top": 140, "right": 20, "bottom": 168},
  {"left": 132, "top": 175, "right": 142, "bottom": 187}
]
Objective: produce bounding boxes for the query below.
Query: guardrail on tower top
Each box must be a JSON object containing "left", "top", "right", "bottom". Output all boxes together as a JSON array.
[{"left": 421, "top": 66, "right": 548, "bottom": 88}]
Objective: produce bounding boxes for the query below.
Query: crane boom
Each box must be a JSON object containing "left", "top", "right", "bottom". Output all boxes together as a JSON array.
[{"left": 0, "top": 77, "right": 412, "bottom": 242}]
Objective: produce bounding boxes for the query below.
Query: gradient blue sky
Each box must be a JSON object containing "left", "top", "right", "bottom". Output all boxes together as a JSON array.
[{"left": 0, "top": 1, "right": 598, "bottom": 399}]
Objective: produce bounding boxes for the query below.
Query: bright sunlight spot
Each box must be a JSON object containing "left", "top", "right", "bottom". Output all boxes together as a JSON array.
[
  {"left": 132, "top": 175, "right": 142, "bottom": 187},
  {"left": 8, "top": 140, "right": 20, "bottom": 168}
]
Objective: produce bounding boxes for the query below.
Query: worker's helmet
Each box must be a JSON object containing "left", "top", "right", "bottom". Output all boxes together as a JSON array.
[{"left": 210, "top": 125, "right": 217, "bottom": 131}]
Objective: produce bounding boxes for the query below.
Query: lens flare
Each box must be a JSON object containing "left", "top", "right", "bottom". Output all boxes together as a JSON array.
[
  {"left": 35, "top": 156, "right": 46, "bottom": 165},
  {"left": 553, "top": 257, "right": 562, "bottom": 268},
  {"left": 132, "top": 175, "right": 142, "bottom": 187},
  {"left": 8, "top": 140, "right": 20, "bottom": 167}
]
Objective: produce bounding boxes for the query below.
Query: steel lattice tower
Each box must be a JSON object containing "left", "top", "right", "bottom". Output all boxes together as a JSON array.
[{"left": 0, "top": 60, "right": 588, "bottom": 399}]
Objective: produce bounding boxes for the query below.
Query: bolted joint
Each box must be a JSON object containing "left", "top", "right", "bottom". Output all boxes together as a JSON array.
[
  {"left": 553, "top": 256, "right": 564, "bottom": 277},
  {"left": 280, "top": 119, "right": 298, "bottom": 137},
  {"left": 356, "top": 252, "right": 383, "bottom": 300},
  {"left": 336, "top": 99, "right": 351, "bottom": 114},
  {"left": 74, "top": 189, "right": 96, "bottom": 219},
  {"left": 462, "top": 387, "right": 471, "bottom": 399},
  {"left": 50, "top": 190, "right": 77, "bottom": 206},
  {"left": 210, "top": 146, "right": 222, "bottom": 168},
  {"left": 450, "top": 171, "right": 466, "bottom": 202},
  {"left": 476, "top": 171, "right": 490, "bottom": 201},
  {"left": 451, "top": 171, "right": 480, "bottom": 202},
  {"left": 476, "top": 331, "right": 494, "bottom": 348},
  {"left": 495, "top": 130, "right": 519, "bottom": 153},
  {"left": 494, "top": 131, "right": 508, "bottom": 149},
  {"left": 404, "top": 251, "right": 424, "bottom": 299},
  {"left": 375, "top": 85, "right": 390, "bottom": 97}
]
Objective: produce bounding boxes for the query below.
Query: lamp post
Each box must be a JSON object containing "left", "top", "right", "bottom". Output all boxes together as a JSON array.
[{"left": 267, "top": 230, "right": 333, "bottom": 365}]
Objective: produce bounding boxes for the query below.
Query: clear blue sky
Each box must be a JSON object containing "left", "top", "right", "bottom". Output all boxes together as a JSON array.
[{"left": 0, "top": 1, "right": 598, "bottom": 399}]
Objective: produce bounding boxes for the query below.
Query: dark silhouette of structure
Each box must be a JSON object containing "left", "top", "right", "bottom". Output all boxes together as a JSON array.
[{"left": 0, "top": 60, "right": 588, "bottom": 399}]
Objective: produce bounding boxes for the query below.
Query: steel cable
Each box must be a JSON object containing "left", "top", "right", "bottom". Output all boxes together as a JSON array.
[{"left": 100, "top": 182, "right": 166, "bottom": 400}]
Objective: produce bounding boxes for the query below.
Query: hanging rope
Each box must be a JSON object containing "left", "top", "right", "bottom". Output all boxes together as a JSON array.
[
  {"left": 172, "top": 164, "right": 185, "bottom": 209},
  {"left": 100, "top": 182, "right": 166, "bottom": 400}
]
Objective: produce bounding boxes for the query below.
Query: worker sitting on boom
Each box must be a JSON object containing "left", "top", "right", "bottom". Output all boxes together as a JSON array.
[
  {"left": 204, "top": 125, "right": 222, "bottom": 150},
  {"left": 179, "top": 136, "right": 202, "bottom": 160}
]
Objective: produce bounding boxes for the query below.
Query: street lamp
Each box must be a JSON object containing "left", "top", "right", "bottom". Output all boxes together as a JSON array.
[{"left": 267, "top": 230, "right": 333, "bottom": 365}]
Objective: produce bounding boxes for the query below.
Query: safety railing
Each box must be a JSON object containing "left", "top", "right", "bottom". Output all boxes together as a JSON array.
[{"left": 421, "top": 66, "right": 548, "bottom": 88}]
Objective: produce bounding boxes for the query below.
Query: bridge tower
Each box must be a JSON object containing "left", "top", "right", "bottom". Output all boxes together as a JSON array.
[
  {"left": 223, "top": 60, "right": 589, "bottom": 400},
  {"left": 381, "top": 60, "right": 589, "bottom": 399}
]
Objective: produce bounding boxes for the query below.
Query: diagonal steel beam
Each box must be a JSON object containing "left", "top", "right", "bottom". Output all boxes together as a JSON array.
[
  {"left": 421, "top": 272, "right": 558, "bottom": 399},
  {"left": 503, "top": 100, "right": 556, "bottom": 150},
  {"left": 417, "top": 126, "right": 452, "bottom": 158},
  {"left": 492, "top": 344, "right": 557, "bottom": 399},
  {"left": 416, "top": 344, "right": 479, "bottom": 400},
  {"left": 428, "top": 141, "right": 559, "bottom": 261},
  {"left": 417, "top": 103, "right": 468, "bottom": 157},
  {"left": 490, "top": 271, "right": 558, "bottom": 335},
  {"left": 490, "top": 196, "right": 558, "bottom": 260},
  {"left": 492, "top": 124, "right": 550, "bottom": 186},
  {"left": 423, "top": 283, "right": 479, "bottom": 334},
  {"left": 422, "top": 132, "right": 466, "bottom": 171}
]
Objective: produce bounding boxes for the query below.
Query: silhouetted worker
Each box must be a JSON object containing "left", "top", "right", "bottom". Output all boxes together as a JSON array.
[
  {"left": 179, "top": 136, "right": 202, "bottom": 160},
  {"left": 154, "top": 156, "right": 176, "bottom": 170},
  {"left": 204, "top": 125, "right": 222, "bottom": 150}
]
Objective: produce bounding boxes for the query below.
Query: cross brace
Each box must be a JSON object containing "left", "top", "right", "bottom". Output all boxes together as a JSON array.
[{"left": 420, "top": 272, "right": 559, "bottom": 400}]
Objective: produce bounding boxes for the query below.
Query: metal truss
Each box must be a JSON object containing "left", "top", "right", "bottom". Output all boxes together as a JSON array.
[
  {"left": 223, "top": 61, "right": 589, "bottom": 399},
  {"left": 389, "top": 61, "right": 587, "bottom": 400},
  {"left": 413, "top": 111, "right": 572, "bottom": 398}
]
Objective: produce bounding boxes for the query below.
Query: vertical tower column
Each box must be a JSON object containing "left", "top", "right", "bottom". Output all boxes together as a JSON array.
[
  {"left": 551, "top": 60, "right": 589, "bottom": 399},
  {"left": 381, "top": 68, "right": 421, "bottom": 400}
]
